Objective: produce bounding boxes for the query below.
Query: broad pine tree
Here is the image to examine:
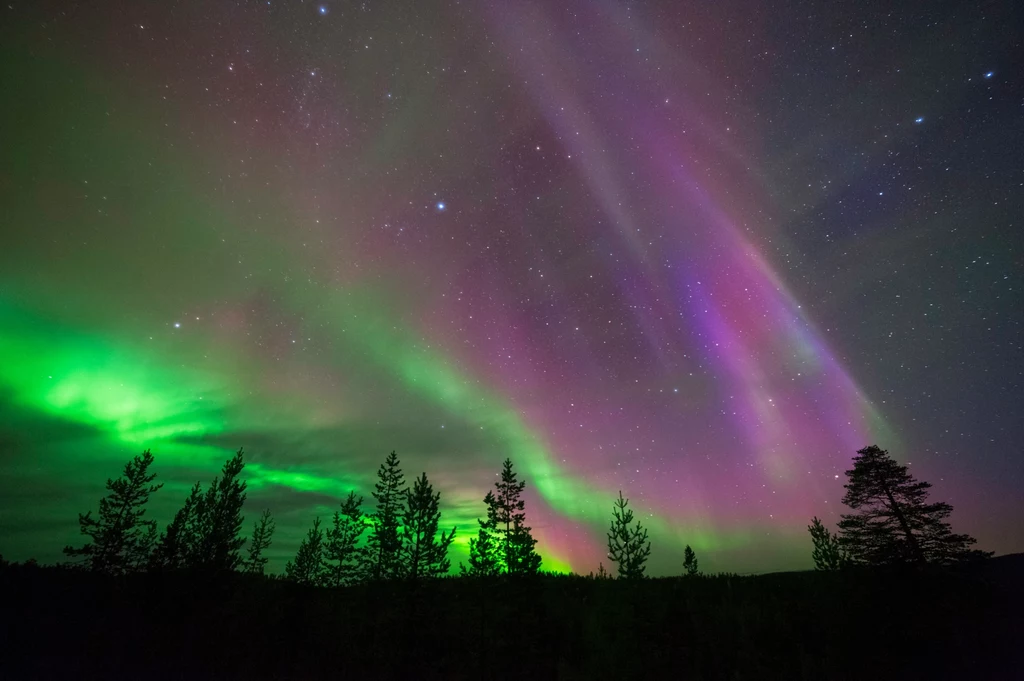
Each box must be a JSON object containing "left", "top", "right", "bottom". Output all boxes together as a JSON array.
[
  {"left": 485, "top": 458, "right": 542, "bottom": 574},
  {"left": 838, "top": 445, "right": 991, "bottom": 565},
  {"left": 808, "top": 516, "right": 844, "bottom": 571},
  {"left": 606, "top": 491, "right": 650, "bottom": 579},
  {"left": 682, "top": 545, "right": 699, "bottom": 576},
  {"left": 286, "top": 517, "right": 326, "bottom": 586},
  {"left": 326, "top": 492, "right": 367, "bottom": 586},
  {"left": 64, "top": 450, "right": 162, "bottom": 574},
  {"left": 243, "top": 509, "right": 275, "bottom": 575},
  {"left": 366, "top": 451, "right": 407, "bottom": 580},
  {"left": 403, "top": 473, "right": 456, "bottom": 579}
]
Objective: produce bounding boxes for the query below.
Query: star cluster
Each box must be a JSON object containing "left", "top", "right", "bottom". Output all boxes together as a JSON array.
[{"left": 0, "top": 0, "right": 1020, "bottom": 573}]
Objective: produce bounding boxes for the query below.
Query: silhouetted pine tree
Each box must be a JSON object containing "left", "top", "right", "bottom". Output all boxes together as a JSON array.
[
  {"left": 243, "top": 509, "right": 275, "bottom": 575},
  {"left": 403, "top": 472, "right": 455, "bottom": 579},
  {"left": 606, "top": 491, "right": 650, "bottom": 579},
  {"left": 193, "top": 448, "right": 248, "bottom": 571},
  {"left": 838, "top": 445, "right": 991, "bottom": 565},
  {"left": 64, "top": 450, "right": 162, "bottom": 575},
  {"left": 463, "top": 522, "right": 500, "bottom": 576},
  {"left": 325, "top": 492, "right": 366, "bottom": 586},
  {"left": 484, "top": 458, "right": 542, "bottom": 574},
  {"left": 367, "top": 451, "right": 407, "bottom": 580},
  {"left": 151, "top": 481, "right": 202, "bottom": 570},
  {"left": 683, "top": 545, "right": 700, "bottom": 576},
  {"left": 286, "top": 517, "right": 326, "bottom": 586},
  {"left": 808, "top": 516, "right": 844, "bottom": 571}
]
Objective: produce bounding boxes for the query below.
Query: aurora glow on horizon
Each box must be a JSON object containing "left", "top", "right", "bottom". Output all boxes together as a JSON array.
[{"left": 1, "top": 0, "right": 1021, "bottom": 574}]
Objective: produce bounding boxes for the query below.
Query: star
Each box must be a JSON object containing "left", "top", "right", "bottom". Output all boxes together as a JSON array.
[
  {"left": 173, "top": 322, "right": 181, "bottom": 328},
  {"left": 436, "top": 201, "right": 446, "bottom": 211},
  {"left": 914, "top": 117, "right": 924, "bottom": 124},
  {"left": 984, "top": 71, "right": 994, "bottom": 79},
  {"left": 318, "top": 5, "right": 328, "bottom": 15}
]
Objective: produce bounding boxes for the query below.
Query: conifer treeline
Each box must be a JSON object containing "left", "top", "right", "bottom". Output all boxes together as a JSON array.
[
  {"left": 57, "top": 443, "right": 989, "bottom": 581},
  {"left": 61, "top": 449, "right": 550, "bottom": 583}
]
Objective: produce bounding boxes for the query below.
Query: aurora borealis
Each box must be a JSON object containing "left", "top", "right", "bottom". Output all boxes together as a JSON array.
[{"left": 1, "top": 0, "right": 1021, "bottom": 575}]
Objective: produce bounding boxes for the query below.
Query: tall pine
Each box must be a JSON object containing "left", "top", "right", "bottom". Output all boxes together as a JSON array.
[
  {"left": 366, "top": 451, "right": 407, "bottom": 580},
  {"left": 326, "top": 492, "right": 367, "bottom": 586},
  {"left": 151, "top": 448, "right": 248, "bottom": 571},
  {"left": 64, "top": 450, "right": 162, "bottom": 574},
  {"left": 194, "top": 448, "right": 248, "bottom": 571},
  {"left": 403, "top": 472, "right": 455, "bottom": 579},
  {"left": 838, "top": 445, "right": 990, "bottom": 565},
  {"left": 481, "top": 458, "right": 541, "bottom": 575},
  {"left": 606, "top": 491, "right": 650, "bottom": 579}
]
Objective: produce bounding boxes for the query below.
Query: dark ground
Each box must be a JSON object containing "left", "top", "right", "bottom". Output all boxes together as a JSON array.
[{"left": 2, "top": 555, "right": 1022, "bottom": 680}]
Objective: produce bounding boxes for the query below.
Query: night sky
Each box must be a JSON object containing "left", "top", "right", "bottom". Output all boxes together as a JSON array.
[{"left": 1, "top": 0, "right": 1021, "bottom": 575}]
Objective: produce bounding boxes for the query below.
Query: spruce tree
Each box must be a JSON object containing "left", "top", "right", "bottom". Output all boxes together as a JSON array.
[
  {"left": 325, "top": 492, "right": 367, "bottom": 586},
  {"left": 403, "top": 473, "right": 456, "bottom": 579},
  {"left": 484, "top": 458, "right": 542, "bottom": 574},
  {"left": 463, "top": 522, "right": 500, "bottom": 576},
  {"left": 808, "top": 516, "right": 844, "bottom": 571},
  {"left": 366, "top": 451, "right": 407, "bottom": 580},
  {"left": 682, "top": 544, "right": 699, "bottom": 576},
  {"left": 838, "top": 445, "right": 991, "bottom": 565},
  {"left": 606, "top": 491, "right": 650, "bottom": 579},
  {"left": 286, "top": 517, "right": 326, "bottom": 586},
  {"left": 64, "top": 450, "right": 162, "bottom": 574},
  {"left": 243, "top": 509, "right": 275, "bottom": 575}
]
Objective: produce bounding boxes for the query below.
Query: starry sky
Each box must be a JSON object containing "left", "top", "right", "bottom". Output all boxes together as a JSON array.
[{"left": 1, "top": 0, "right": 1021, "bottom": 575}]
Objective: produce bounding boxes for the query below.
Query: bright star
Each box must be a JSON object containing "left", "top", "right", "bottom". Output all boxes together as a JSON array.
[
  {"left": 173, "top": 322, "right": 181, "bottom": 328},
  {"left": 436, "top": 201, "right": 446, "bottom": 211},
  {"left": 318, "top": 5, "right": 328, "bottom": 15},
  {"left": 914, "top": 117, "right": 924, "bottom": 124},
  {"left": 984, "top": 71, "right": 994, "bottom": 79}
]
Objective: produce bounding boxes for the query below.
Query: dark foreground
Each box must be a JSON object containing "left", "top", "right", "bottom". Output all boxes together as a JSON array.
[{"left": 2, "top": 556, "right": 1022, "bottom": 681}]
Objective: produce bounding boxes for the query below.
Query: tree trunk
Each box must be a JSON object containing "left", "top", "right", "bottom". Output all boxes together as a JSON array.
[{"left": 882, "top": 485, "right": 925, "bottom": 563}]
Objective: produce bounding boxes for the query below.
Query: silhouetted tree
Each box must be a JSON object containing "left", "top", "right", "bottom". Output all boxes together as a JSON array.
[
  {"left": 403, "top": 472, "right": 455, "bottom": 579},
  {"left": 151, "top": 449, "right": 248, "bottom": 571},
  {"left": 151, "top": 482, "right": 202, "bottom": 570},
  {"left": 193, "top": 448, "right": 248, "bottom": 571},
  {"left": 243, "top": 509, "right": 275, "bottom": 575},
  {"left": 463, "top": 522, "right": 500, "bottom": 576},
  {"left": 483, "top": 458, "right": 542, "bottom": 574},
  {"left": 683, "top": 545, "right": 700, "bottom": 576},
  {"left": 326, "top": 492, "right": 366, "bottom": 586},
  {"left": 606, "top": 491, "right": 650, "bottom": 579},
  {"left": 808, "top": 516, "right": 845, "bottom": 571},
  {"left": 367, "top": 451, "right": 408, "bottom": 580},
  {"left": 64, "top": 450, "right": 162, "bottom": 574},
  {"left": 838, "top": 445, "right": 991, "bottom": 565},
  {"left": 286, "top": 517, "right": 326, "bottom": 585}
]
